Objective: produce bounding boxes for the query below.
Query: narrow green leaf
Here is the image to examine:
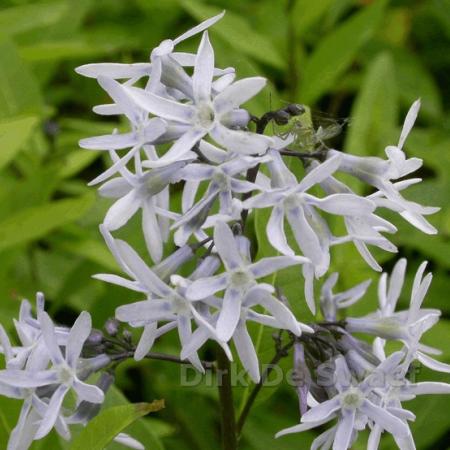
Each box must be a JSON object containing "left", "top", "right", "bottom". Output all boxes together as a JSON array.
[
  {"left": 0, "top": 116, "right": 39, "bottom": 169},
  {"left": 69, "top": 400, "right": 165, "bottom": 450},
  {"left": 300, "top": 0, "right": 388, "bottom": 104},
  {"left": 392, "top": 48, "right": 443, "bottom": 120},
  {"left": 0, "top": 2, "right": 68, "bottom": 37},
  {"left": 177, "top": 0, "right": 285, "bottom": 69},
  {"left": 292, "top": 0, "right": 336, "bottom": 37},
  {"left": 0, "top": 194, "right": 95, "bottom": 252},
  {"left": 0, "top": 35, "right": 43, "bottom": 119},
  {"left": 345, "top": 51, "right": 398, "bottom": 158}
]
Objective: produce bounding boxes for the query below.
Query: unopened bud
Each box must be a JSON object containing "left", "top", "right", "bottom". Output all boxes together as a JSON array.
[{"left": 105, "top": 318, "right": 120, "bottom": 336}]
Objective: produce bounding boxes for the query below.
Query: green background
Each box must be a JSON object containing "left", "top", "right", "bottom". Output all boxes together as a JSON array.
[{"left": 0, "top": 0, "right": 449, "bottom": 449}]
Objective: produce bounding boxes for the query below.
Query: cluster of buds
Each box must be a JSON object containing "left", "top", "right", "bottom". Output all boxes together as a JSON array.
[{"left": 0, "top": 12, "right": 447, "bottom": 450}]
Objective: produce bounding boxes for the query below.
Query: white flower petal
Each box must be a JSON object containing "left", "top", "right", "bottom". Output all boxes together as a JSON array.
[
  {"left": 217, "top": 287, "right": 243, "bottom": 341},
  {"left": 360, "top": 399, "right": 409, "bottom": 437},
  {"left": 142, "top": 198, "right": 163, "bottom": 263},
  {"left": 0, "top": 369, "right": 59, "bottom": 387},
  {"left": 416, "top": 352, "right": 450, "bottom": 373},
  {"left": 35, "top": 384, "right": 70, "bottom": 440},
  {"left": 66, "top": 311, "right": 92, "bottom": 368},
  {"left": 38, "top": 311, "right": 65, "bottom": 366},
  {"left": 134, "top": 323, "right": 158, "bottom": 361},
  {"left": 296, "top": 153, "right": 342, "bottom": 192},
  {"left": 308, "top": 193, "right": 375, "bottom": 216},
  {"left": 115, "top": 239, "right": 172, "bottom": 297},
  {"left": 75, "top": 63, "right": 151, "bottom": 79},
  {"left": 98, "top": 177, "right": 132, "bottom": 198},
  {"left": 210, "top": 122, "right": 271, "bottom": 155},
  {"left": 116, "top": 300, "right": 173, "bottom": 323},
  {"left": 249, "top": 256, "right": 305, "bottom": 279},
  {"left": 97, "top": 76, "right": 142, "bottom": 125},
  {"left": 233, "top": 321, "right": 260, "bottom": 382},
  {"left": 79, "top": 132, "right": 138, "bottom": 150},
  {"left": 214, "top": 77, "right": 266, "bottom": 114},
  {"left": 333, "top": 409, "right": 355, "bottom": 450},
  {"left": 398, "top": 99, "right": 421, "bottom": 149},
  {"left": 73, "top": 378, "right": 105, "bottom": 403},
  {"left": 126, "top": 86, "right": 195, "bottom": 123},
  {"left": 214, "top": 221, "right": 243, "bottom": 270},
  {"left": 193, "top": 31, "right": 214, "bottom": 103},
  {"left": 267, "top": 205, "right": 294, "bottom": 256},
  {"left": 301, "top": 398, "right": 340, "bottom": 423},
  {"left": 186, "top": 274, "right": 229, "bottom": 300},
  {"left": 173, "top": 11, "right": 225, "bottom": 45},
  {"left": 103, "top": 190, "right": 141, "bottom": 231}
]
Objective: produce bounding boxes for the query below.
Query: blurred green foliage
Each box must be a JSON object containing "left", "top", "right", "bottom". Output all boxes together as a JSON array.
[{"left": 0, "top": 0, "right": 449, "bottom": 449}]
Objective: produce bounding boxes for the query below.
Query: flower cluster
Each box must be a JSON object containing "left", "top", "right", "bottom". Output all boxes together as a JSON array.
[
  {"left": 277, "top": 260, "right": 450, "bottom": 449},
  {"left": 0, "top": 11, "right": 447, "bottom": 450}
]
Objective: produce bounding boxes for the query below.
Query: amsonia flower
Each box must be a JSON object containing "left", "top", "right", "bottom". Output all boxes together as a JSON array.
[{"left": 186, "top": 221, "right": 309, "bottom": 341}]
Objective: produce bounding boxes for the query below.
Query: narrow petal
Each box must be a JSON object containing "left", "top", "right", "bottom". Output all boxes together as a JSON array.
[
  {"left": 193, "top": 31, "right": 214, "bottom": 103},
  {"left": 302, "top": 398, "right": 341, "bottom": 423},
  {"left": 142, "top": 198, "right": 163, "bottom": 263},
  {"left": 332, "top": 409, "right": 355, "bottom": 450},
  {"left": 114, "top": 239, "right": 172, "bottom": 297},
  {"left": 151, "top": 127, "right": 205, "bottom": 165},
  {"left": 308, "top": 193, "right": 375, "bottom": 216},
  {"left": 416, "top": 352, "right": 450, "bottom": 373},
  {"left": 286, "top": 201, "right": 324, "bottom": 268},
  {"left": 217, "top": 288, "right": 243, "bottom": 341},
  {"left": 361, "top": 400, "right": 409, "bottom": 437},
  {"left": 186, "top": 274, "right": 229, "bottom": 300},
  {"left": 116, "top": 300, "right": 173, "bottom": 323},
  {"left": 275, "top": 417, "right": 332, "bottom": 438},
  {"left": 75, "top": 62, "right": 151, "bottom": 79},
  {"left": 93, "top": 274, "right": 145, "bottom": 292},
  {"left": 267, "top": 205, "right": 294, "bottom": 256},
  {"left": 97, "top": 76, "right": 142, "bottom": 124},
  {"left": 210, "top": 122, "right": 271, "bottom": 155},
  {"left": 256, "top": 292, "right": 301, "bottom": 335},
  {"left": 103, "top": 190, "right": 141, "bottom": 231},
  {"left": 173, "top": 11, "right": 225, "bottom": 44},
  {"left": 38, "top": 311, "right": 65, "bottom": 366},
  {"left": 403, "top": 381, "right": 450, "bottom": 395},
  {"left": 233, "top": 321, "right": 260, "bottom": 382},
  {"left": 249, "top": 256, "right": 306, "bottom": 279},
  {"left": 398, "top": 99, "right": 421, "bottom": 149},
  {"left": 135, "top": 323, "right": 158, "bottom": 360},
  {"left": 126, "top": 86, "right": 195, "bottom": 123},
  {"left": 0, "top": 369, "right": 59, "bottom": 387},
  {"left": 214, "top": 77, "right": 266, "bottom": 114},
  {"left": 35, "top": 385, "right": 70, "bottom": 439},
  {"left": 66, "top": 311, "right": 92, "bottom": 368},
  {"left": 88, "top": 145, "right": 140, "bottom": 186},
  {"left": 98, "top": 177, "right": 132, "bottom": 198},
  {"left": 73, "top": 378, "right": 105, "bottom": 403},
  {"left": 296, "top": 153, "right": 342, "bottom": 192},
  {"left": 79, "top": 132, "right": 137, "bottom": 150},
  {"left": 214, "top": 221, "right": 243, "bottom": 270}
]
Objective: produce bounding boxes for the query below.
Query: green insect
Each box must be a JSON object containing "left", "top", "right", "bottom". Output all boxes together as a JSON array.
[{"left": 275, "top": 106, "right": 349, "bottom": 152}]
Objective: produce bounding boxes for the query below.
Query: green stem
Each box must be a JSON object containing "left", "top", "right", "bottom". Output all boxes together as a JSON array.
[{"left": 216, "top": 348, "right": 237, "bottom": 450}]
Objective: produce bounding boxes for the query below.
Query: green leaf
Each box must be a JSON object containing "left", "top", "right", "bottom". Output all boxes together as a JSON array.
[
  {"left": 392, "top": 47, "right": 443, "bottom": 120},
  {"left": 292, "top": 0, "right": 336, "bottom": 37},
  {"left": 0, "top": 194, "right": 94, "bottom": 253},
  {"left": 0, "top": 1, "right": 68, "bottom": 37},
  {"left": 69, "top": 400, "right": 165, "bottom": 450},
  {"left": 345, "top": 51, "right": 398, "bottom": 158},
  {"left": 299, "top": 0, "right": 388, "bottom": 104},
  {"left": 0, "top": 35, "right": 43, "bottom": 119},
  {"left": 0, "top": 116, "right": 39, "bottom": 169},
  {"left": 177, "top": 0, "right": 285, "bottom": 69}
]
